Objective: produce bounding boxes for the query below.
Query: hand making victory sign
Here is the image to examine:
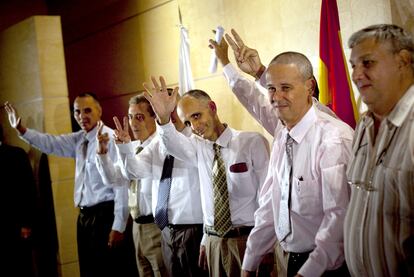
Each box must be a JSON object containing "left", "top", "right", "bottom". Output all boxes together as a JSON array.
[
  {"left": 225, "top": 29, "right": 265, "bottom": 79},
  {"left": 112, "top": 116, "right": 131, "bottom": 144}
]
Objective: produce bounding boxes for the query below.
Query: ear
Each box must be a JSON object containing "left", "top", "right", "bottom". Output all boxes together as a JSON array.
[
  {"left": 208, "top": 101, "right": 217, "bottom": 112},
  {"left": 305, "top": 78, "right": 316, "bottom": 96},
  {"left": 97, "top": 104, "right": 103, "bottom": 117},
  {"left": 397, "top": 49, "right": 412, "bottom": 69}
]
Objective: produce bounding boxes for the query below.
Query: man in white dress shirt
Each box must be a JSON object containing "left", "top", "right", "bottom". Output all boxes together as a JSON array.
[
  {"left": 142, "top": 77, "right": 270, "bottom": 277},
  {"left": 95, "top": 93, "right": 166, "bottom": 277},
  {"left": 96, "top": 92, "right": 205, "bottom": 277},
  {"left": 4, "top": 93, "right": 130, "bottom": 277},
  {"left": 228, "top": 51, "right": 353, "bottom": 277}
]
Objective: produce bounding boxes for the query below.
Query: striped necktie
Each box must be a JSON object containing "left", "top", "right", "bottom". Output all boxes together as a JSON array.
[{"left": 212, "top": 143, "right": 232, "bottom": 236}]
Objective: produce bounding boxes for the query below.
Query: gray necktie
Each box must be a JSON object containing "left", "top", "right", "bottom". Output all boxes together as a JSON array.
[
  {"left": 129, "top": 146, "right": 144, "bottom": 219},
  {"left": 276, "top": 133, "right": 294, "bottom": 242}
]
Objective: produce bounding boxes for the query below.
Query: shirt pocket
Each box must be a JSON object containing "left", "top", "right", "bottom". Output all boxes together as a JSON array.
[
  {"left": 291, "top": 176, "right": 321, "bottom": 216},
  {"left": 378, "top": 164, "right": 413, "bottom": 219},
  {"left": 228, "top": 170, "right": 256, "bottom": 198}
]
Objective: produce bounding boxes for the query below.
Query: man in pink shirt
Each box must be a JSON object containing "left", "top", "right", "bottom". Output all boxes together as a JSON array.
[{"left": 210, "top": 32, "right": 354, "bottom": 277}]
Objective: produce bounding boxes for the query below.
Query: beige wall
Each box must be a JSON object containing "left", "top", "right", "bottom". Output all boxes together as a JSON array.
[
  {"left": 0, "top": 1, "right": 404, "bottom": 276},
  {"left": 63, "top": 0, "right": 393, "bottom": 142},
  {"left": 0, "top": 16, "right": 78, "bottom": 277}
]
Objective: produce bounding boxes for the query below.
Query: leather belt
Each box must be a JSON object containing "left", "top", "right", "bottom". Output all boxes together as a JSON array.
[
  {"left": 204, "top": 225, "right": 253, "bottom": 238},
  {"left": 134, "top": 214, "right": 154, "bottom": 224},
  {"left": 287, "top": 250, "right": 312, "bottom": 276},
  {"left": 79, "top": 200, "right": 114, "bottom": 215},
  {"left": 166, "top": 224, "right": 203, "bottom": 230}
]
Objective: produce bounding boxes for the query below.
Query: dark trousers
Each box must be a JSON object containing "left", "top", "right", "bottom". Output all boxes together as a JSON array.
[
  {"left": 287, "top": 251, "right": 350, "bottom": 277},
  {"left": 3, "top": 232, "right": 35, "bottom": 277},
  {"left": 161, "top": 224, "right": 207, "bottom": 277},
  {"left": 77, "top": 200, "right": 137, "bottom": 277}
]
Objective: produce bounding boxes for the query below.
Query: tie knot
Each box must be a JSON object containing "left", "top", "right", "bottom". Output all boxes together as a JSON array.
[
  {"left": 213, "top": 143, "right": 221, "bottom": 154},
  {"left": 286, "top": 134, "right": 294, "bottom": 165},
  {"left": 286, "top": 134, "right": 294, "bottom": 146},
  {"left": 82, "top": 136, "right": 89, "bottom": 145},
  {"left": 136, "top": 146, "right": 144, "bottom": 155}
]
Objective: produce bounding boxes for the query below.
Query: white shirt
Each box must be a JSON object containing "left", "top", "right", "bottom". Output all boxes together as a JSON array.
[
  {"left": 157, "top": 121, "right": 270, "bottom": 229},
  {"left": 21, "top": 125, "right": 129, "bottom": 232},
  {"left": 242, "top": 106, "right": 354, "bottom": 277},
  {"left": 96, "top": 133, "right": 156, "bottom": 217},
  {"left": 114, "top": 126, "right": 203, "bottom": 225}
]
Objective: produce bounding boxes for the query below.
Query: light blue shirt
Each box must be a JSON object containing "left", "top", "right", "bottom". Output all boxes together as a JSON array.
[{"left": 21, "top": 125, "right": 129, "bottom": 232}]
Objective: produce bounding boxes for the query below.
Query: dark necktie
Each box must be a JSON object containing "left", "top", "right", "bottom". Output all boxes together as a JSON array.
[
  {"left": 277, "top": 133, "right": 294, "bottom": 241},
  {"left": 212, "top": 143, "right": 232, "bottom": 236},
  {"left": 76, "top": 137, "right": 89, "bottom": 206},
  {"left": 154, "top": 154, "right": 174, "bottom": 230}
]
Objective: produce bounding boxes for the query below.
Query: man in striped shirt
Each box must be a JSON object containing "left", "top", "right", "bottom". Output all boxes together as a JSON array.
[{"left": 345, "top": 24, "right": 414, "bottom": 276}]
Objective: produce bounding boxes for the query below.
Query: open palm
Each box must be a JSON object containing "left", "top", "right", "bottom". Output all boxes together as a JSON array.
[
  {"left": 4, "top": 101, "right": 21, "bottom": 129},
  {"left": 143, "top": 76, "right": 179, "bottom": 125}
]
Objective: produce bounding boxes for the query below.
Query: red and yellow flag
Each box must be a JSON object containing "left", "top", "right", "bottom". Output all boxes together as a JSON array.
[{"left": 319, "top": 0, "right": 358, "bottom": 128}]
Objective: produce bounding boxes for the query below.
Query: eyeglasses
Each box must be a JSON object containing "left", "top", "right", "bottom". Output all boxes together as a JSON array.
[{"left": 347, "top": 180, "right": 376, "bottom": 191}]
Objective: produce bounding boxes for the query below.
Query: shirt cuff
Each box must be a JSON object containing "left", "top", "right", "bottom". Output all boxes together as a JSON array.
[
  {"left": 241, "top": 250, "right": 263, "bottom": 272},
  {"left": 298, "top": 256, "right": 325, "bottom": 277},
  {"left": 222, "top": 63, "right": 239, "bottom": 82},
  {"left": 112, "top": 216, "right": 127, "bottom": 233},
  {"left": 156, "top": 119, "right": 175, "bottom": 135},
  {"left": 96, "top": 152, "right": 111, "bottom": 163},
  {"left": 201, "top": 233, "right": 207, "bottom": 246},
  {"left": 117, "top": 142, "right": 135, "bottom": 154},
  {"left": 21, "top": 128, "right": 35, "bottom": 141},
  {"left": 258, "top": 67, "right": 267, "bottom": 87}
]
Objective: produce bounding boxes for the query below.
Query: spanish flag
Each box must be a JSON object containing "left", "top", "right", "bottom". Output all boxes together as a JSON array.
[{"left": 319, "top": 0, "right": 358, "bottom": 128}]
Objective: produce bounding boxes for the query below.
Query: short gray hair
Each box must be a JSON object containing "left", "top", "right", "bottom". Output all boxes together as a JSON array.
[
  {"left": 128, "top": 93, "right": 155, "bottom": 117},
  {"left": 348, "top": 24, "right": 414, "bottom": 70},
  {"left": 182, "top": 89, "right": 212, "bottom": 102},
  {"left": 269, "top": 51, "right": 313, "bottom": 80}
]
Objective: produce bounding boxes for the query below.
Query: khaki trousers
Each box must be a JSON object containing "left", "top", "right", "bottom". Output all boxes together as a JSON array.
[
  {"left": 205, "top": 234, "right": 248, "bottom": 277},
  {"left": 132, "top": 222, "right": 167, "bottom": 277}
]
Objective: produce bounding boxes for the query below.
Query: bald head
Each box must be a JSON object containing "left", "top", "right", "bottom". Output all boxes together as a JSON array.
[{"left": 269, "top": 52, "right": 314, "bottom": 81}]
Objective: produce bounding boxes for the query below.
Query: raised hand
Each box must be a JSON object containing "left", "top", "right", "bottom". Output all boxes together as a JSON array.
[
  {"left": 4, "top": 101, "right": 26, "bottom": 134},
  {"left": 209, "top": 30, "right": 230, "bottom": 66},
  {"left": 225, "top": 29, "right": 265, "bottom": 78},
  {"left": 96, "top": 121, "right": 110, "bottom": 154},
  {"left": 113, "top": 116, "right": 131, "bottom": 144},
  {"left": 143, "top": 76, "right": 178, "bottom": 125}
]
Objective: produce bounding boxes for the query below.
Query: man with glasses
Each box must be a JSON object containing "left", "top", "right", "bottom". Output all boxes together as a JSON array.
[{"left": 344, "top": 24, "right": 414, "bottom": 276}]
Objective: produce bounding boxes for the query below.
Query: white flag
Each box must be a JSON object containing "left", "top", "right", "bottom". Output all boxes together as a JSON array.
[
  {"left": 209, "top": 25, "right": 224, "bottom": 73},
  {"left": 179, "top": 26, "right": 194, "bottom": 95}
]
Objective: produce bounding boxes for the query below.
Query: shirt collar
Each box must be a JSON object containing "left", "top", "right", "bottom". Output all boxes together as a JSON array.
[
  {"left": 386, "top": 84, "right": 414, "bottom": 127},
  {"left": 181, "top": 126, "right": 193, "bottom": 137},
  {"left": 285, "top": 105, "right": 317, "bottom": 144},
  {"left": 140, "top": 131, "right": 156, "bottom": 147},
  {"left": 84, "top": 125, "right": 98, "bottom": 142},
  {"left": 214, "top": 124, "right": 232, "bottom": 148}
]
